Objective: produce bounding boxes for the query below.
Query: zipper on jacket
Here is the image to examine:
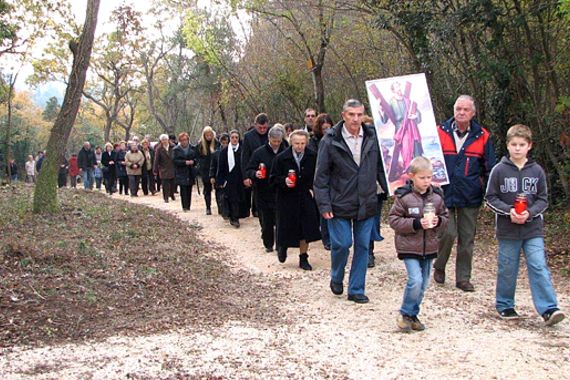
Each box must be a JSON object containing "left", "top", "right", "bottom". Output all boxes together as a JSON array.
[{"left": 464, "top": 157, "right": 470, "bottom": 176}]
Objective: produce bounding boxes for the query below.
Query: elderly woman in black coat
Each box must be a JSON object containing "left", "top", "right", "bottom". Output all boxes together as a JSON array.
[
  {"left": 270, "top": 129, "right": 321, "bottom": 270},
  {"left": 216, "top": 130, "right": 246, "bottom": 228},
  {"left": 173, "top": 132, "right": 198, "bottom": 211}
]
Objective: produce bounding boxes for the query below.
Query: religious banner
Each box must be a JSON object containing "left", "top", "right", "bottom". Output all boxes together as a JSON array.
[{"left": 365, "top": 73, "right": 449, "bottom": 195}]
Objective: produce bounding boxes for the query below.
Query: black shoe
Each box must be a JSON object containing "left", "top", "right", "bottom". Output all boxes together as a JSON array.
[
  {"left": 230, "top": 220, "right": 240, "bottom": 228},
  {"left": 253, "top": 211, "right": 258, "bottom": 218},
  {"left": 330, "top": 280, "right": 343, "bottom": 295},
  {"left": 498, "top": 308, "right": 520, "bottom": 320},
  {"left": 206, "top": 208, "right": 212, "bottom": 215},
  {"left": 347, "top": 294, "right": 369, "bottom": 304},
  {"left": 265, "top": 246, "right": 273, "bottom": 253},
  {"left": 456, "top": 281, "right": 475, "bottom": 292},
  {"left": 299, "top": 253, "right": 312, "bottom": 271},
  {"left": 277, "top": 247, "right": 287, "bottom": 263},
  {"left": 543, "top": 308, "right": 565, "bottom": 326},
  {"left": 368, "top": 254, "right": 375, "bottom": 268}
]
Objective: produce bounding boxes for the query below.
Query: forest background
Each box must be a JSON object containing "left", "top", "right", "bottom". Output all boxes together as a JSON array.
[{"left": 0, "top": 0, "right": 569, "bottom": 206}]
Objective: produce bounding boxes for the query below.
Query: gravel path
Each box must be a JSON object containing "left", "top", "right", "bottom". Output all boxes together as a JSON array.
[{"left": 1, "top": 188, "right": 569, "bottom": 379}]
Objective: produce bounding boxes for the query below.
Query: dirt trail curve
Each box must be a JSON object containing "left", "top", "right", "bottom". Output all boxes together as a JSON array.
[{"left": 2, "top": 189, "right": 569, "bottom": 379}]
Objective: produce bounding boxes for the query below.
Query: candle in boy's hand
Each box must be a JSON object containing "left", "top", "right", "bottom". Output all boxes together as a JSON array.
[
  {"left": 423, "top": 202, "right": 436, "bottom": 229},
  {"left": 514, "top": 193, "right": 528, "bottom": 214}
]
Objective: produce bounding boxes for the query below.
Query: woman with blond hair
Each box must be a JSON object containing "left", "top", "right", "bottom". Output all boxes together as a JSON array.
[{"left": 196, "top": 126, "right": 220, "bottom": 214}]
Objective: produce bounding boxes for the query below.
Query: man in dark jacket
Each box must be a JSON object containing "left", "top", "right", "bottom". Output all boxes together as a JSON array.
[
  {"left": 77, "top": 142, "right": 97, "bottom": 190},
  {"left": 241, "top": 113, "right": 269, "bottom": 217},
  {"left": 314, "top": 99, "right": 388, "bottom": 303},
  {"left": 246, "top": 125, "right": 286, "bottom": 253},
  {"left": 433, "top": 95, "right": 496, "bottom": 292}
]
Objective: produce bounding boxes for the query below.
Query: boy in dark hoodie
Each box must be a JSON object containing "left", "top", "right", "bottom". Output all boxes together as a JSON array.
[
  {"left": 389, "top": 156, "right": 449, "bottom": 332},
  {"left": 485, "top": 124, "right": 564, "bottom": 326}
]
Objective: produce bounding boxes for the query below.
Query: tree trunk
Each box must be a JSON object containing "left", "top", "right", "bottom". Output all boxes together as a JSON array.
[
  {"left": 312, "top": 64, "right": 326, "bottom": 113},
  {"left": 104, "top": 114, "right": 112, "bottom": 142},
  {"left": 4, "top": 73, "right": 17, "bottom": 184},
  {"left": 33, "top": 0, "right": 100, "bottom": 213}
]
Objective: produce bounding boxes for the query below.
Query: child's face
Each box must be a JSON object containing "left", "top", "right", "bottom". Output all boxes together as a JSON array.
[
  {"left": 507, "top": 136, "right": 532, "bottom": 161},
  {"left": 410, "top": 170, "right": 433, "bottom": 193}
]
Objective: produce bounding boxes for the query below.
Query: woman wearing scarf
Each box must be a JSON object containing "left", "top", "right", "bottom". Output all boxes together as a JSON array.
[
  {"left": 216, "top": 130, "right": 245, "bottom": 228},
  {"left": 270, "top": 130, "right": 321, "bottom": 270}
]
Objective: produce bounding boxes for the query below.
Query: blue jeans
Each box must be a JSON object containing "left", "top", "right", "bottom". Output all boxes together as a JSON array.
[
  {"left": 320, "top": 216, "right": 330, "bottom": 247},
  {"left": 400, "top": 258, "right": 432, "bottom": 316},
  {"left": 82, "top": 168, "right": 94, "bottom": 189},
  {"left": 496, "top": 238, "right": 558, "bottom": 315},
  {"left": 329, "top": 216, "right": 374, "bottom": 296}
]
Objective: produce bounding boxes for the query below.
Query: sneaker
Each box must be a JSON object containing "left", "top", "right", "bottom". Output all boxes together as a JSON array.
[
  {"left": 543, "top": 309, "right": 565, "bottom": 327},
  {"left": 410, "top": 316, "right": 426, "bottom": 331},
  {"left": 397, "top": 315, "right": 413, "bottom": 332},
  {"left": 498, "top": 308, "right": 520, "bottom": 320}
]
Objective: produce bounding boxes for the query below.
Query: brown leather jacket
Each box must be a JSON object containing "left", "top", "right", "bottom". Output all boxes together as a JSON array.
[{"left": 389, "top": 183, "right": 449, "bottom": 260}]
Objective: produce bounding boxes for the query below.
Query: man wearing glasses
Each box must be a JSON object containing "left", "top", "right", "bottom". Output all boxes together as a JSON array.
[{"left": 303, "top": 108, "right": 317, "bottom": 134}]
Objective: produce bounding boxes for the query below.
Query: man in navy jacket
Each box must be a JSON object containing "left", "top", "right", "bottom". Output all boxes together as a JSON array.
[{"left": 433, "top": 95, "right": 496, "bottom": 292}]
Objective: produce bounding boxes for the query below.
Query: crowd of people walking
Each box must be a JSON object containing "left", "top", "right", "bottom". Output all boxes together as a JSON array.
[{"left": 12, "top": 95, "right": 565, "bottom": 331}]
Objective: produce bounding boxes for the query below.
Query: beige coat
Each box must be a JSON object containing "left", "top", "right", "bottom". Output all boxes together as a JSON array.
[{"left": 125, "top": 150, "right": 145, "bottom": 176}]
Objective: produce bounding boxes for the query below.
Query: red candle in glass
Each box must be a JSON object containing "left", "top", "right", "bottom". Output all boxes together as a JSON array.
[
  {"left": 287, "top": 169, "right": 297, "bottom": 187},
  {"left": 259, "top": 163, "right": 266, "bottom": 179},
  {"left": 514, "top": 193, "right": 527, "bottom": 214}
]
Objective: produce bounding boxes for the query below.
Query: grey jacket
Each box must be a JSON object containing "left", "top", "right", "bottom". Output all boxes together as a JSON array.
[
  {"left": 485, "top": 156, "right": 548, "bottom": 240},
  {"left": 314, "top": 121, "right": 388, "bottom": 221}
]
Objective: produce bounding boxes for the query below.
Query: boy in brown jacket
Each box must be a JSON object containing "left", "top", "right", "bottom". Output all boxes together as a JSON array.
[{"left": 389, "top": 156, "right": 449, "bottom": 332}]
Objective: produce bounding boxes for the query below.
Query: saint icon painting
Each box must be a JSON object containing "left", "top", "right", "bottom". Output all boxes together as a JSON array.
[{"left": 366, "top": 73, "right": 449, "bottom": 195}]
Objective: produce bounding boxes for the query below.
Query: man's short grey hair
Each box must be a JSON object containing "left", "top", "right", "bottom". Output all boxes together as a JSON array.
[
  {"left": 159, "top": 134, "right": 169, "bottom": 141},
  {"left": 289, "top": 129, "right": 310, "bottom": 141},
  {"left": 455, "top": 95, "right": 476, "bottom": 112},
  {"left": 343, "top": 99, "right": 364, "bottom": 111},
  {"left": 268, "top": 125, "right": 285, "bottom": 140},
  {"left": 83, "top": 141, "right": 91, "bottom": 146}
]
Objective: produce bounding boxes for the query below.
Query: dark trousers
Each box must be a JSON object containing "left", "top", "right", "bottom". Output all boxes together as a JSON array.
[
  {"left": 156, "top": 175, "right": 161, "bottom": 192},
  {"left": 118, "top": 176, "right": 129, "bottom": 195},
  {"left": 161, "top": 178, "right": 175, "bottom": 202},
  {"left": 202, "top": 177, "right": 213, "bottom": 209},
  {"left": 180, "top": 184, "right": 193, "bottom": 210},
  {"left": 243, "top": 187, "right": 253, "bottom": 215},
  {"left": 224, "top": 195, "right": 240, "bottom": 222},
  {"left": 104, "top": 170, "right": 116, "bottom": 194},
  {"left": 141, "top": 169, "right": 156, "bottom": 195},
  {"left": 259, "top": 206, "right": 276, "bottom": 249},
  {"left": 214, "top": 187, "right": 224, "bottom": 214},
  {"left": 128, "top": 175, "right": 141, "bottom": 196},
  {"left": 70, "top": 175, "right": 78, "bottom": 188},
  {"left": 58, "top": 172, "right": 67, "bottom": 188},
  {"left": 95, "top": 177, "right": 103, "bottom": 189}
]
